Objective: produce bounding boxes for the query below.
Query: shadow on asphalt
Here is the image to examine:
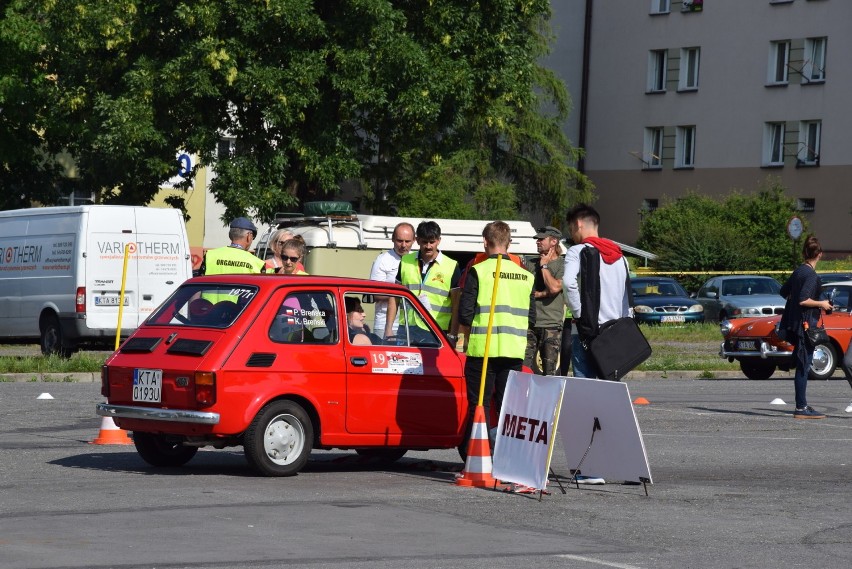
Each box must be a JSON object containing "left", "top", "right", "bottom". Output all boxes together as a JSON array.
[{"left": 49, "top": 450, "right": 464, "bottom": 481}]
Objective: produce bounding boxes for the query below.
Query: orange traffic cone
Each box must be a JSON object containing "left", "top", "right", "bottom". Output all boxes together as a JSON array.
[
  {"left": 633, "top": 397, "right": 650, "bottom": 405},
  {"left": 90, "top": 416, "right": 133, "bottom": 445},
  {"left": 455, "top": 406, "right": 501, "bottom": 488}
]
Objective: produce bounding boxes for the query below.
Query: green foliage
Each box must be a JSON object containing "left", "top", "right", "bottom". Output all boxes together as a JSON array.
[
  {"left": 638, "top": 178, "right": 805, "bottom": 288},
  {"left": 0, "top": 0, "right": 590, "bottom": 223}
]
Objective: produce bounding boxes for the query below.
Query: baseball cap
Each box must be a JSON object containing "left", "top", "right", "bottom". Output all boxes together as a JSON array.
[
  {"left": 229, "top": 217, "right": 257, "bottom": 233},
  {"left": 535, "top": 226, "right": 562, "bottom": 239}
]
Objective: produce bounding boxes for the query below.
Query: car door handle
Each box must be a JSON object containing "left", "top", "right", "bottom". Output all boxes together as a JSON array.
[{"left": 350, "top": 357, "right": 368, "bottom": 367}]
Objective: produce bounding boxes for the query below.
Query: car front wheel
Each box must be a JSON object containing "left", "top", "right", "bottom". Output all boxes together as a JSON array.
[
  {"left": 739, "top": 360, "right": 775, "bottom": 380},
  {"left": 244, "top": 400, "right": 313, "bottom": 476},
  {"left": 133, "top": 432, "right": 198, "bottom": 467},
  {"left": 809, "top": 342, "right": 838, "bottom": 380}
]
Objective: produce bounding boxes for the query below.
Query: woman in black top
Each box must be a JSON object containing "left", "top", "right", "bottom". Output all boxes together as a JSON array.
[{"left": 779, "top": 236, "right": 833, "bottom": 419}]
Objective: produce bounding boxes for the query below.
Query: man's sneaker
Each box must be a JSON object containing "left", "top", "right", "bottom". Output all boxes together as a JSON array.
[
  {"left": 793, "top": 406, "right": 826, "bottom": 419},
  {"left": 573, "top": 475, "right": 605, "bottom": 485},
  {"left": 845, "top": 402, "right": 852, "bottom": 414}
]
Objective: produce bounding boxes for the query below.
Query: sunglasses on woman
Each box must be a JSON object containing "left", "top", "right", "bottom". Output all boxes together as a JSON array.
[{"left": 283, "top": 256, "right": 300, "bottom": 263}]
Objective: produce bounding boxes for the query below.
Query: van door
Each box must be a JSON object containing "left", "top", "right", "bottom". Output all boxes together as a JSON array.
[
  {"left": 85, "top": 207, "right": 141, "bottom": 332},
  {"left": 132, "top": 208, "right": 192, "bottom": 324}
]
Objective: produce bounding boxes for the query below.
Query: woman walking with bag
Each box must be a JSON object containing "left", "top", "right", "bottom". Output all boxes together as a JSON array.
[{"left": 779, "top": 236, "right": 833, "bottom": 419}]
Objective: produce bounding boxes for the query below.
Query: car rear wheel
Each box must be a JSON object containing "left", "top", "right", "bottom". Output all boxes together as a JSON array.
[
  {"left": 133, "top": 432, "right": 198, "bottom": 467},
  {"left": 740, "top": 360, "right": 776, "bottom": 380},
  {"left": 809, "top": 342, "right": 837, "bottom": 381},
  {"left": 244, "top": 400, "right": 313, "bottom": 477},
  {"left": 40, "top": 313, "right": 75, "bottom": 358},
  {"left": 354, "top": 448, "right": 407, "bottom": 463}
]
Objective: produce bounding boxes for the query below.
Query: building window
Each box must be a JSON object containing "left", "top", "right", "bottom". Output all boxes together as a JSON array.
[
  {"left": 763, "top": 122, "right": 786, "bottom": 166},
  {"left": 644, "top": 127, "right": 664, "bottom": 169},
  {"left": 675, "top": 126, "right": 695, "bottom": 168},
  {"left": 679, "top": 47, "right": 700, "bottom": 90},
  {"left": 651, "top": 0, "right": 671, "bottom": 14},
  {"left": 797, "top": 120, "right": 821, "bottom": 166},
  {"left": 802, "top": 37, "right": 826, "bottom": 83},
  {"left": 647, "top": 50, "right": 668, "bottom": 92},
  {"left": 768, "top": 40, "right": 791, "bottom": 85},
  {"left": 796, "top": 198, "right": 815, "bottom": 212}
]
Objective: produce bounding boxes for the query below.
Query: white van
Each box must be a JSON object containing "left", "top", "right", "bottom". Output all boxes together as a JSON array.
[
  {"left": 256, "top": 206, "right": 540, "bottom": 278},
  {"left": 0, "top": 205, "right": 192, "bottom": 355}
]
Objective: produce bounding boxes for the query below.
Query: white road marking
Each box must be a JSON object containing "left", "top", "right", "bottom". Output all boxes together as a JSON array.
[{"left": 555, "top": 553, "right": 645, "bottom": 569}]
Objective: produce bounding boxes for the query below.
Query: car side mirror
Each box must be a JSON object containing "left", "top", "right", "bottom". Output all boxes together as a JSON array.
[{"left": 705, "top": 291, "right": 717, "bottom": 299}]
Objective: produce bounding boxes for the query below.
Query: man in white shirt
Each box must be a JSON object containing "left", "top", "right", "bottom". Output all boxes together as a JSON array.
[
  {"left": 563, "top": 204, "right": 630, "bottom": 379},
  {"left": 369, "top": 222, "right": 415, "bottom": 338}
]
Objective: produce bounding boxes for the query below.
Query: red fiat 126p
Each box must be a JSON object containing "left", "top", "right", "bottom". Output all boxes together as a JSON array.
[{"left": 97, "top": 275, "right": 468, "bottom": 476}]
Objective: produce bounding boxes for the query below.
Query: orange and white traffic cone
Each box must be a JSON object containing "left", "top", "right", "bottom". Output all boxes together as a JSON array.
[
  {"left": 455, "top": 406, "right": 501, "bottom": 488},
  {"left": 90, "top": 416, "right": 133, "bottom": 445}
]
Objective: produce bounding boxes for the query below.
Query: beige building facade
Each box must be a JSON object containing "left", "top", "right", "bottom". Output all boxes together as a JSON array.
[{"left": 552, "top": 0, "right": 851, "bottom": 255}]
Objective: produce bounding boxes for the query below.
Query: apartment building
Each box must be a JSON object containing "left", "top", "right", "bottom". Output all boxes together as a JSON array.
[{"left": 551, "top": 0, "right": 851, "bottom": 255}]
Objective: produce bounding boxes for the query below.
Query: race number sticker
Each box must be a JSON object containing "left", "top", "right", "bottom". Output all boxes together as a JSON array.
[{"left": 371, "top": 352, "right": 424, "bottom": 375}]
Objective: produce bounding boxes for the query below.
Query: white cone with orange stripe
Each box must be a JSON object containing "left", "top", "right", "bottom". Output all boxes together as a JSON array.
[
  {"left": 90, "top": 416, "right": 133, "bottom": 445},
  {"left": 455, "top": 406, "right": 500, "bottom": 488}
]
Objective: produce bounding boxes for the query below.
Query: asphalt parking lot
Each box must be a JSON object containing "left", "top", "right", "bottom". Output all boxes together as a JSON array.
[{"left": 0, "top": 377, "right": 850, "bottom": 569}]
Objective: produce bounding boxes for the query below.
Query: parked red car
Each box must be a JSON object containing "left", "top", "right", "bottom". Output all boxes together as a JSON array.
[
  {"left": 720, "top": 281, "right": 852, "bottom": 380},
  {"left": 97, "top": 275, "right": 468, "bottom": 476}
]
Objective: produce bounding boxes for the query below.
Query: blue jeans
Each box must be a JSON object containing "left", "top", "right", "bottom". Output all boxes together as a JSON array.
[
  {"left": 571, "top": 334, "right": 601, "bottom": 379},
  {"left": 792, "top": 331, "right": 814, "bottom": 409}
]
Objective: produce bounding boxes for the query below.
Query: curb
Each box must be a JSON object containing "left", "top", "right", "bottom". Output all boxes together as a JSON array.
[{"left": 0, "top": 372, "right": 98, "bottom": 383}]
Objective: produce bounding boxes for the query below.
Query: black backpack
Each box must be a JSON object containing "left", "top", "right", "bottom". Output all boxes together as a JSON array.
[{"left": 576, "top": 245, "right": 601, "bottom": 341}]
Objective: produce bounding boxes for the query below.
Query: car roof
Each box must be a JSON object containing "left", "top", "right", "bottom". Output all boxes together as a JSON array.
[
  {"left": 715, "top": 275, "right": 777, "bottom": 280},
  {"left": 188, "top": 274, "right": 408, "bottom": 292},
  {"left": 824, "top": 280, "right": 852, "bottom": 287}
]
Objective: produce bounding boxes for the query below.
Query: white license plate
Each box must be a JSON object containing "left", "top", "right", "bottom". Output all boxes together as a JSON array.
[
  {"left": 661, "top": 315, "right": 685, "bottom": 323},
  {"left": 133, "top": 369, "right": 162, "bottom": 403},
  {"left": 737, "top": 340, "right": 757, "bottom": 351},
  {"left": 95, "top": 296, "right": 129, "bottom": 306}
]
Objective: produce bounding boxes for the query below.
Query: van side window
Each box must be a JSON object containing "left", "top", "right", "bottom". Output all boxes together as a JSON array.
[{"left": 269, "top": 291, "right": 336, "bottom": 344}]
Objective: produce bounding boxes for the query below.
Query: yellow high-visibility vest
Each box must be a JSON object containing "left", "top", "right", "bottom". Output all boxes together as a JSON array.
[{"left": 466, "top": 256, "right": 533, "bottom": 359}]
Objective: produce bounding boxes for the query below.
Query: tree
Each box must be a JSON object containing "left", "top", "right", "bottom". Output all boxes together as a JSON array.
[
  {"left": 637, "top": 178, "right": 806, "bottom": 288},
  {"left": 0, "top": 0, "right": 589, "bottom": 223}
]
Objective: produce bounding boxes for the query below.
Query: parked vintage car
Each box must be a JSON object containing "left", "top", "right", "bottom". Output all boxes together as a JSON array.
[
  {"left": 696, "top": 275, "right": 785, "bottom": 322},
  {"left": 719, "top": 281, "right": 852, "bottom": 380},
  {"left": 630, "top": 277, "right": 704, "bottom": 324},
  {"left": 97, "top": 275, "right": 470, "bottom": 476}
]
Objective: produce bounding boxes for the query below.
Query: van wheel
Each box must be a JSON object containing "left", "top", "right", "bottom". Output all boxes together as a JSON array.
[
  {"left": 244, "top": 400, "right": 313, "bottom": 477},
  {"left": 133, "top": 432, "right": 198, "bottom": 467},
  {"left": 40, "top": 314, "right": 74, "bottom": 358}
]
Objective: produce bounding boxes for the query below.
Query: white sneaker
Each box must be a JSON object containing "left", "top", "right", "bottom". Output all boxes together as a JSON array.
[
  {"left": 573, "top": 475, "right": 605, "bottom": 485},
  {"left": 845, "top": 402, "right": 852, "bottom": 413}
]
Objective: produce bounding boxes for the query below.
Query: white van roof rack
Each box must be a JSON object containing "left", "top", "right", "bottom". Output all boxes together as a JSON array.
[{"left": 273, "top": 213, "right": 367, "bottom": 249}]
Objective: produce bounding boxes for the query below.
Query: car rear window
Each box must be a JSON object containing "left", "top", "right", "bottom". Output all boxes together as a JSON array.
[{"left": 146, "top": 284, "right": 259, "bottom": 328}]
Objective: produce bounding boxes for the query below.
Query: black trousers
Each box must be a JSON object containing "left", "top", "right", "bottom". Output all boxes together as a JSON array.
[{"left": 463, "top": 356, "right": 523, "bottom": 444}]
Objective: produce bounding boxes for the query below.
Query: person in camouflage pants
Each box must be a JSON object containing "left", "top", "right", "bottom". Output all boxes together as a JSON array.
[{"left": 524, "top": 226, "right": 566, "bottom": 375}]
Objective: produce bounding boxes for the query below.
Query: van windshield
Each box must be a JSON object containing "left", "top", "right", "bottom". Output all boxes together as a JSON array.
[{"left": 146, "top": 284, "right": 258, "bottom": 328}]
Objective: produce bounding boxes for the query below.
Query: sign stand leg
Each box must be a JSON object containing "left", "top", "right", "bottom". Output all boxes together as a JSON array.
[{"left": 567, "top": 416, "right": 602, "bottom": 488}]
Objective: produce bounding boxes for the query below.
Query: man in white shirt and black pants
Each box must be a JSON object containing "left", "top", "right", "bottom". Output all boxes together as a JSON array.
[{"left": 369, "top": 222, "right": 415, "bottom": 339}]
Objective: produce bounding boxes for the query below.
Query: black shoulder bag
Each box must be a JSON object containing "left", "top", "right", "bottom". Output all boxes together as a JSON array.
[{"left": 586, "top": 259, "right": 652, "bottom": 381}]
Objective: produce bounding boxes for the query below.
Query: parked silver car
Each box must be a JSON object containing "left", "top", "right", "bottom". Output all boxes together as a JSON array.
[{"left": 695, "top": 275, "right": 785, "bottom": 322}]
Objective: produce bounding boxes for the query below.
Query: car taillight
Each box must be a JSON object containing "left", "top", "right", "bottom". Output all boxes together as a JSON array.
[
  {"left": 195, "top": 372, "right": 216, "bottom": 406},
  {"left": 75, "top": 287, "right": 86, "bottom": 313},
  {"left": 101, "top": 365, "right": 110, "bottom": 398}
]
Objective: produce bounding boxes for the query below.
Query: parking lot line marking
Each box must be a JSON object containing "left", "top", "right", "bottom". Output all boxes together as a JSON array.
[
  {"left": 555, "top": 554, "right": 645, "bottom": 569},
  {"left": 646, "top": 432, "right": 852, "bottom": 442}
]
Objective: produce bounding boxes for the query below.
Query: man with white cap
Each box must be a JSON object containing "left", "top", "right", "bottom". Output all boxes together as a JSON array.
[{"left": 198, "top": 217, "right": 265, "bottom": 276}]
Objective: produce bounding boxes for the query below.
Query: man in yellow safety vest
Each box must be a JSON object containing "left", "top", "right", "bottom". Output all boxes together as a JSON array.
[
  {"left": 384, "top": 221, "right": 461, "bottom": 340},
  {"left": 200, "top": 217, "right": 265, "bottom": 276},
  {"left": 458, "top": 220, "right": 534, "bottom": 451}
]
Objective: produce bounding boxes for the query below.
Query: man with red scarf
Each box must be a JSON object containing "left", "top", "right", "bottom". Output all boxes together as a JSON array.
[{"left": 562, "top": 204, "right": 631, "bottom": 379}]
